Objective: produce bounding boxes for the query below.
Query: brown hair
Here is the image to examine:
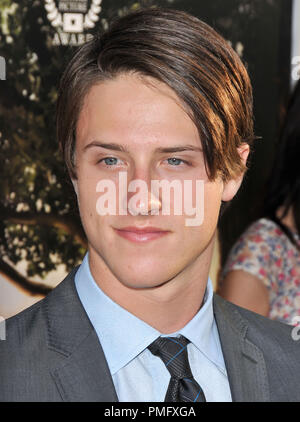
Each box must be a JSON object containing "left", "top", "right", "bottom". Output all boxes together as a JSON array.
[{"left": 56, "top": 7, "right": 255, "bottom": 181}]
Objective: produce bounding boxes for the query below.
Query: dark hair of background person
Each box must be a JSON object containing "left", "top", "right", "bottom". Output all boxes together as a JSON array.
[
  {"left": 56, "top": 7, "right": 256, "bottom": 184},
  {"left": 260, "top": 80, "right": 300, "bottom": 248}
]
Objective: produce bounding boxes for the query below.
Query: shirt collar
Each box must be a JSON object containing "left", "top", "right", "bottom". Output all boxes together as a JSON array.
[{"left": 75, "top": 253, "right": 225, "bottom": 375}]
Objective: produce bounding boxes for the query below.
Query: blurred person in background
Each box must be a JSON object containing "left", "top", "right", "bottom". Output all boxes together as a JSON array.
[{"left": 219, "top": 81, "right": 300, "bottom": 325}]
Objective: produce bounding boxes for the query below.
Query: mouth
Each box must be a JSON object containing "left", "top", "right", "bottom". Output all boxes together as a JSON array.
[{"left": 114, "top": 226, "right": 171, "bottom": 243}]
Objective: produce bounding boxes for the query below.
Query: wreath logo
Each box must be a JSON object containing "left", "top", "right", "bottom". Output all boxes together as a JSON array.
[{"left": 44, "top": 0, "right": 102, "bottom": 45}]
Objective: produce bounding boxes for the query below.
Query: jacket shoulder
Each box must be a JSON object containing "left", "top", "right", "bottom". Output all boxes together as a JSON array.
[
  {"left": 214, "top": 293, "right": 296, "bottom": 339},
  {"left": 214, "top": 293, "right": 300, "bottom": 365},
  {"left": 0, "top": 268, "right": 79, "bottom": 401}
]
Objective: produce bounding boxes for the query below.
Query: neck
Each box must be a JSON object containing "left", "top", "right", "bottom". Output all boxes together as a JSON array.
[{"left": 88, "top": 237, "right": 215, "bottom": 334}]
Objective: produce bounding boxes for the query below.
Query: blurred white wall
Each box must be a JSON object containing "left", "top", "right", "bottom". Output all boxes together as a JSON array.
[
  {"left": 0, "top": 264, "right": 66, "bottom": 319},
  {"left": 0, "top": 274, "right": 43, "bottom": 319}
]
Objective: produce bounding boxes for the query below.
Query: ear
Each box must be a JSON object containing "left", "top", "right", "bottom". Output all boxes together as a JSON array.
[{"left": 221, "top": 143, "right": 250, "bottom": 202}]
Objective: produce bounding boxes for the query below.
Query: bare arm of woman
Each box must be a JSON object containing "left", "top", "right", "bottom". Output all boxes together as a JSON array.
[{"left": 218, "top": 270, "right": 270, "bottom": 316}]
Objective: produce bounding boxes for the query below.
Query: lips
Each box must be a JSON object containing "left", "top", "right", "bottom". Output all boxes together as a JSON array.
[{"left": 114, "top": 226, "right": 170, "bottom": 243}]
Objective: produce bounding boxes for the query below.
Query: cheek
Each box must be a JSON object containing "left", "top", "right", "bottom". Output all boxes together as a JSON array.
[
  {"left": 203, "top": 183, "right": 222, "bottom": 218},
  {"left": 179, "top": 181, "right": 222, "bottom": 230},
  {"left": 76, "top": 175, "right": 100, "bottom": 221}
]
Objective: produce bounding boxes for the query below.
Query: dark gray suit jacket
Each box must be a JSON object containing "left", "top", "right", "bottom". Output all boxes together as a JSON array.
[{"left": 1, "top": 267, "right": 300, "bottom": 402}]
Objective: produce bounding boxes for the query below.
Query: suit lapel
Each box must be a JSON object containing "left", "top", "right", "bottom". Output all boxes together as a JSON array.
[
  {"left": 213, "top": 294, "right": 270, "bottom": 402},
  {"left": 44, "top": 268, "right": 118, "bottom": 402},
  {"left": 51, "top": 329, "right": 118, "bottom": 402}
]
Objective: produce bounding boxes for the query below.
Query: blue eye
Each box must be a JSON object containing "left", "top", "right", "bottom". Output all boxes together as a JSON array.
[
  {"left": 167, "top": 158, "right": 184, "bottom": 166},
  {"left": 102, "top": 157, "right": 119, "bottom": 166}
]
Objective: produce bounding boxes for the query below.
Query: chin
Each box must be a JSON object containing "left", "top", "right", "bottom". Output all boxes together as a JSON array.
[
  {"left": 119, "top": 277, "right": 170, "bottom": 290},
  {"left": 114, "top": 266, "right": 176, "bottom": 290}
]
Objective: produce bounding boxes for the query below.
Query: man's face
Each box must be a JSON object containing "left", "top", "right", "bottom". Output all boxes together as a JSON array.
[{"left": 74, "top": 73, "right": 238, "bottom": 289}]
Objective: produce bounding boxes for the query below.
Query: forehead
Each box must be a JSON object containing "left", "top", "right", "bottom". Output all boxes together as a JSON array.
[{"left": 76, "top": 73, "right": 201, "bottom": 151}]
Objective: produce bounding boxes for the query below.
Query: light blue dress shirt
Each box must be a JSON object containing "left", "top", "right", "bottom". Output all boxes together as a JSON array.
[{"left": 74, "top": 254, "right": 232, "bottom": 402}]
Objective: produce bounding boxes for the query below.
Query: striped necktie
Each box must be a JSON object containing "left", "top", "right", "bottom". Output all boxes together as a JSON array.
[{"left": 148, "top": 335, "right": 206, "bottom": 402}]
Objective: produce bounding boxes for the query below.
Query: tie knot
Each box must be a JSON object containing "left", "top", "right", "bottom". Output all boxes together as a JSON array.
[{"left": 148, "top": 335, "right": 192, "bottom": 379}]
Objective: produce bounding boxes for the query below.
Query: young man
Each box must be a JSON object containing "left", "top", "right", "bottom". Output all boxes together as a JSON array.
[{"left": 1, "top": 7, "right": 300, "bottom": 402}]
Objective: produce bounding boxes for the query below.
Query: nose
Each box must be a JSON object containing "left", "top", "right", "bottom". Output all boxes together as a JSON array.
[
  {"left": 128, "top": 188, "right": 162, "bottom": 216},
  {"left": 125, "top": 168, "right": 162, "bottom": 216}
]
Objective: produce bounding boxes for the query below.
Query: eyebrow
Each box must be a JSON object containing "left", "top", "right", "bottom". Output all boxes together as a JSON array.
[
  {"left": 83, "top": 141, "right": 129, "bottom": 153},
  {"left": 83, "top": 141, "right": 202, "bottom": 153},
  {"left": 156, "top": 145, "right": 202, "bottom": 153}
]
